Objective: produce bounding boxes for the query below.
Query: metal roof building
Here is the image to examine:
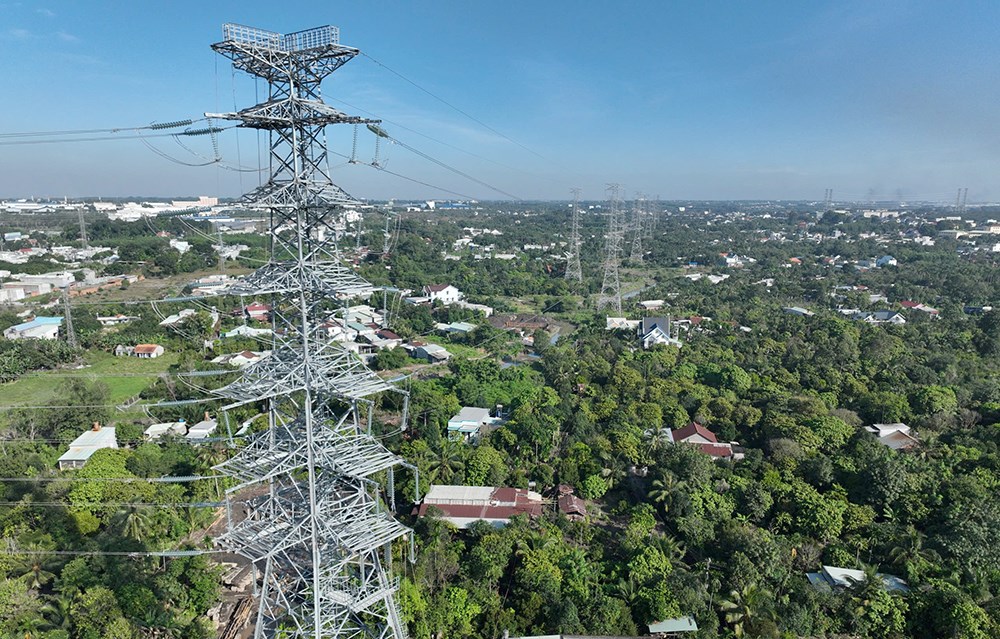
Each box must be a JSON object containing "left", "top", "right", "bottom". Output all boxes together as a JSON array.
[{"left": 58, "top": 426, "right": 117, "bottom": 469}]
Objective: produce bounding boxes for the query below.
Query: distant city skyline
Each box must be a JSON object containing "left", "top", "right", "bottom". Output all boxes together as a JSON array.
[{"left": 1, "top": 1, "right": 998, "bottom": 202}]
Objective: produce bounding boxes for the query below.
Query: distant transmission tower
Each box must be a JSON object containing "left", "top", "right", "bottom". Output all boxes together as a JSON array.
[
  {"left": 208, "top": 23, "right": 413, "bottom": 639},
  {"left": 564, "top": 188, "right": 583, "bottom": 282},
  {"left": 61, "top": 285, "right": 77, "bottom": 348},
  {"left": 77, "top": 209, "right": 88, "bottom": 249},
  {"left": 597, "top": 184, "right": 623, "bottom": 313},
  {"left": 629, "top": 194, "right": 645, "bottom": 264}
]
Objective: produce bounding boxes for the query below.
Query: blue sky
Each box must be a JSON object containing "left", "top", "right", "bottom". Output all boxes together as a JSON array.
[{"left": 1, "top": 1, "right": 998, "bottom": 202}]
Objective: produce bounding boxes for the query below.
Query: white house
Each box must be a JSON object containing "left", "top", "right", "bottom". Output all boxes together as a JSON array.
[
  {"left": 186, "top": 414, "right": 218, "bottom": 440},
  {"left": 144, "top": 420, "right": 187, "bottom": 440},
  {"left": 133, "top": 344, "right": 165, "bottom": 359},
  {"left": 422, "top": 284, "right": 462, "bottom": 305},
  {"left": 58, "top": 423, "right": 118, "bottom": 470},
  {"left": 447, "top": 407, "right": 500, "bottom": 442},
  {"left": 223, "top": 325, "right": 273, "bottom": 339},
  {"left": 807, "top": 565, "right": 908, "bottom": 593},
  {"left": 159, "top": 308, "right": 197, "bottom": 327},
  {"left": 97, "top": 314, "right": 140, "bottom": 327},
  {"left": 865, "top": 423, "right": 919, "bottom": 450},
  {"left": 638, "top": 317, "right": 682, "bottom": 349},
  {"left": 853, "top": 310, "right": 906, "bottom": 325}
]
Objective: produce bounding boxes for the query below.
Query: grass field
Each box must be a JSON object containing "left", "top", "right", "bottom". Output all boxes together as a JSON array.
[{"left": 0, "top": 350, "right": 180, "bottom": 407}]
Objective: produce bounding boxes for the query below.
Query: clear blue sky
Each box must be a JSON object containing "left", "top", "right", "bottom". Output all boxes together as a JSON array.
[{"left": 2, "top": 1, "right": 998, "bottom": 202}]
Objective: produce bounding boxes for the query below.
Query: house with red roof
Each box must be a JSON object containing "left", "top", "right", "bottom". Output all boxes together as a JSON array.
[
  {"left": 416, "top": 485, "right": 544, "bottom": 528},
  {"left": 671, "top": 422, "right": 744, "bottom": 461},
  {"left": 244, "top": 302, "right": 272, "bottom": 322}
]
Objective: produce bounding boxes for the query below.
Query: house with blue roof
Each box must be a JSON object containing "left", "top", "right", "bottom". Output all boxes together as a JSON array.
[{"left": 3, "top": 316, "right": 63, "bottom": 340}]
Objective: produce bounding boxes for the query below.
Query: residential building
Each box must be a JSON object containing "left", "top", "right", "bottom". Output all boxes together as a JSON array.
[
  {"left": 212, "top": 350, "right": 269, "bottom": 368},
  {"left": 144, "top": 420, "right": 187, "bottom": 440},
  {"left": 606, "top": 317, "right": 641, "bottom": 331},
  {"left": 97, "top": 314, "right": 140, "bottom": 327},
  {"left": 186, "top": 414, "right": 218, "bottom": 440},
  {"left": 159, "top": 308, "right": 197, "bottom": 327},
  {"left": 412, "top": 343, "right": 451, "bottom": 363},
  {"left": 865, "top": 423, "right": 919, "bottom": 450},
  {"left": 422, "top": 284, "right": 462, "bottom": 305},
  {"left": 58, "top": 423, "right": 118, "bottom": 469},
  {"left": 3, "top": 316, "right": 62, "bottom": 340},
  {"left": 416, "top": 485, "right": 544, "bottom": 528},
  {"left": 806, "top": 565, "right": 908, "bottom": 593},
  {"left": 853, "top": 310, "right": 906, "bottom": 324},
  {"left": 638, "top": 316, "right": 682, "bottom": 349},
  {"left": 133, "top": 344, "right": 164, "bottom": 359},
  {"left": 223, "top": 325, "right": 273, "bottom": 339},
  {"left": 244, "top": 302, "right": 271, "bottom": 322},
  {"left": 556, "top": 486, "right": 588, "bottom": 521},
  {"left": 447, "top": 406, "right": 500, "bottom": 442},
  {"left": 671, "top": 422, "right": 744, "bottom": 461},
  {"left": 648, "top": 617, "right": 699, "bottom": 635},
  {"left": 783, "top": 306, "right": 815, "bottom": 317},
  {"left": 437, "top": 321, "right": 477, "bottom": 335}
]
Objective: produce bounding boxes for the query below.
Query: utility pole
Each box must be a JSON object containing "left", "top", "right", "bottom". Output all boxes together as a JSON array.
[
  {"left": 564, "top": 188, "right": 583, "bottom": 282},
  {"left": 208, "top": 23, "right": 412, "bottom": 639},
  {"left": 597, "top": 183, "right": 623, "bottom": 313}
]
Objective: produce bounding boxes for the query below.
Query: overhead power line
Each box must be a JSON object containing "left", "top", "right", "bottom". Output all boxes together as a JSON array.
[
  {"left": 361, "top": 52, "right": 545, "bottom": 160},
  {"left": 0, "top": 500, "right": 224, "bottom": 508},
  {"left": 0, "top": 549, "right": 218, "bottom": 557},
  {"left": 0, "top": 474, "right": 225, "bottom": 483},
  {"left": 0, "top": 119, "right": 198, "bottom": 138}
]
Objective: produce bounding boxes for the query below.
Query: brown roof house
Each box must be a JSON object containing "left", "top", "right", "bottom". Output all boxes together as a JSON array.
[
  {"left": 671, "top": 422, "right": 744, "bottom": 461},
  {"left": 416, "top": 485, "right": 544, "bottom": 529}
]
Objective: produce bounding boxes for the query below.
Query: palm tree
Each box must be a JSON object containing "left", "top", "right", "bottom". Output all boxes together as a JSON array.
[
  {"left": 615, "top": 575, "right": 641, "bottom": 609},
  {"left": 17, "top": 553, "right": 56, "bottom": 591},
  {"left": 643, "top": 423, "right": 673, "bottom": 456},
  {"left": 717, "top": 583, "right": 775, "bottom": 638},
  {"left": 116, "top": 506, "right": 155, "bottom": 542},
  {"left": 428, "top": 439, "right": 466, "bottom": 484},
  {"left": 653, "top": 535, "right": 689, "bottom": 571},
  {"left": 647, "top": 473, "right": 687, "bottom": 519},
  {"left": 598, "top": 454, "right": 628, "bottom": 490},
  {"left": 846, "top": 564, "right": 887, "bottom": 616},
  {"left": 39, "top": 594, "right": 73, "bottom": 633},
  {"left": 887, "top": 526, "right": 940, "bottom": 582}
]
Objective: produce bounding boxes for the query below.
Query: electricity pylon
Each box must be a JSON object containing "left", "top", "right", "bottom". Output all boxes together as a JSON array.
[
  {"left": 564, "top": 188, "right": 583, "bottom": 282},
  {"left": 596, "top": 184, "right": 623, "bottom": 313},
  {"left": 208, "top": 23, "right": 413, "bottom": 639}
]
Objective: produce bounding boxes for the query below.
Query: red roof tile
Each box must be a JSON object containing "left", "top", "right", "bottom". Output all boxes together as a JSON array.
[{"left": 673, "top": 422, "right": 718, "bottom": 443}]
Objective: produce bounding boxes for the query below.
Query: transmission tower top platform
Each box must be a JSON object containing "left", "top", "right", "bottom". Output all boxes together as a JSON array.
[{"left": 212, "top": 23, "right": 360, "bottom": 81}]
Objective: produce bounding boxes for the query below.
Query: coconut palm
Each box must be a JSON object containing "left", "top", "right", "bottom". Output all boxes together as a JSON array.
[
  {"left": 647, "top": 473, "right": 687, "bottom": 518},
  {"left": 887, "top": 526, "right": 940, "bottom": 581},
  {"left": 428, "top": 439, "right": 466, "bottom": 484},
  {"left": 116, "top": 506, "right": 156, "bottom": 542},
  {"left": 718, "top": 583, "right": 775, "bottom": 638}
]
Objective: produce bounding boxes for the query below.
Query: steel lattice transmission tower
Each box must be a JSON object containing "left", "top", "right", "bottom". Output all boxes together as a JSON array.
[
  {"left": 629, "top": 193, "right": 645, "bottom": 264},
  {"left": 564, "top": 188, "right": 583, "bottom": 282},
  {"left": 208, "top": 23, "right": 413, "bottom": 639},
  {"left": 596, "top": 184, "right": 623, "bottom": 313}
]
